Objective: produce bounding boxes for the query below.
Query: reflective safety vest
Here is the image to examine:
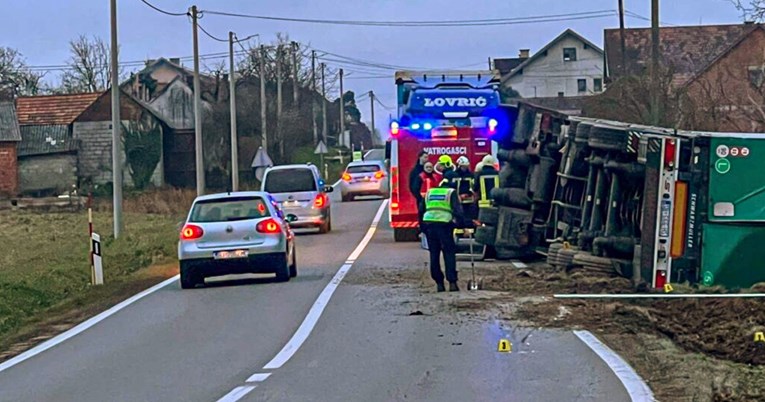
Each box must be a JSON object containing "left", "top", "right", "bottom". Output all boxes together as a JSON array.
[
  {"left": 423, "top": 187, "right": 455, "bottom": 223},
  {"left": 477, "top": 174, "right": 500, "bottom": 207}
]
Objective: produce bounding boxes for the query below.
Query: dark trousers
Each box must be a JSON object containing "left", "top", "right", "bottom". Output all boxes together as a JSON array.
[
  {"left": 424, "top": 222, "right": 458, "bottom": 284},
  {"left": 462, "top": 202, "right": 478, "bottom": 223}
]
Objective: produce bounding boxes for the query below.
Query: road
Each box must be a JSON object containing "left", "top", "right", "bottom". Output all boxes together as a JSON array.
[{"left": 0, "top": 195, "right": 635, "bottom": 402}]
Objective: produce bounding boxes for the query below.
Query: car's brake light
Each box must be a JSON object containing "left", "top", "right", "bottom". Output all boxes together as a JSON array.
[
  {"left": 314, "top": 194, "right": 326, "bottom": 208},
  {"left": 256, "top": 218, "right": 281, "bottom": 234},
  {"left": 374, "top": 171, "right": 384, "bottom": 179},
  {"left": 342, "top": 173, "right": 352, "bottom": 182},
  {"left": 180, "top": 224, "right": 204, "bottom": 240}
]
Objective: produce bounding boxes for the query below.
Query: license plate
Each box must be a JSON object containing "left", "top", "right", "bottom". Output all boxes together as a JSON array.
[
  {"left": 283, "top": 200, "right": 300, "bottom": 207},
  {"left": 364, "top": 176, "right": 371, "bottom": 181},
  {"left": 214, "top": 250, "right": 248, "bottom": 259}
]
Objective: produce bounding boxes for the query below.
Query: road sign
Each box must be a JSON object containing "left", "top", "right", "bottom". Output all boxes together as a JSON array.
[
  {"left": 715, "top": 158, "right": 731, "bottom": 174},
  {"left": 314, "top": 140, "right": 328, "bottom": 155},
  {"left": 92, "top": 233, "right": 104, "bottom": 285},
  {"left": 251, "top": 146, "right": 273, "bottom": 182}
]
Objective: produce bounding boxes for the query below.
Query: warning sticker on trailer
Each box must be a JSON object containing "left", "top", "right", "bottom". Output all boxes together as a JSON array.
[{"left": 716, "top": 145, "right": 730, "bottom": 158}]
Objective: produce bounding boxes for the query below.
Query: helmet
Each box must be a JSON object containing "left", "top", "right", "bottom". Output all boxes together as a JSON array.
[
  {"left": 482, "top": 154, "right": 496, "bottom": 166},
  {"left": 475, "top": 162, "right": 484, "bottom": 171},
  {"left": 456, "top": 156, "right": 470, "bottom": 167},
  {"left": 438, "top": 155, "right": 453, "bottom": 166}
]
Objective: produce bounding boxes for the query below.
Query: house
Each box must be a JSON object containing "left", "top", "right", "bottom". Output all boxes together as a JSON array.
[
  {"left": 500, "top": 29, "right": 605, "bottom": 99},
  {"left": 15, "top": 93, "right": 99, "bottom": 195},
  {"left": 0, "top": 101, "right": 21, "bottom": 196},
  {"left": 603, "top": 22, "right": 765, "bottom": 131},
  {"left": 493, "top": 50, "right": 529, "bottom": 76}
]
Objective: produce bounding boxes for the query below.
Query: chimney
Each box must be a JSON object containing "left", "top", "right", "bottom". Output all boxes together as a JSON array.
[
  {"left": 170, "top": 57, "right": 181, "bottom": 65},
  {"left": 519, "top": 49, "right": 530, "bottom": 59},
  {"left": 745, "top": 20, "right": 755, "bottom": 25}
]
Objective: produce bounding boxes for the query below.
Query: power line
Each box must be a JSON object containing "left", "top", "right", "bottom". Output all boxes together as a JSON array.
[
  {"left": 198, "top": 23, "right": 229, "bottom": 43},
  {"left": 198, "top": 8, "right": 617, "bottom": 27},
  {"left": 137, "top": 0, "right": 187, "bottom": 17}
]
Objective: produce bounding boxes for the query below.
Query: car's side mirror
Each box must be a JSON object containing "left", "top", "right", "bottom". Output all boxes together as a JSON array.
[
  {"left": 324, "top": 186, "right": 334, "bottom": 193},
  {"left": 285, "top": 214, "right": 298, "bottom": 223}
]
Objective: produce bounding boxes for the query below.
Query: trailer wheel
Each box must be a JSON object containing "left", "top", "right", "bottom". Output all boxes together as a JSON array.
[
  {"left": 588, "top": 126, "right": 630, "bottom": 152},
  {"left": 571, "top": 253, "right": 617, "bottom": 274},
  {"left": 491, "top": 188, "right": 532, "bottom": 210},
  {"left": 499, "top": 164, "right": 528, "bottom": 189},
  {"left": 497, "top": 149, "right": 532, "bottom": 168},
  {"left": 574, "top": 122, "right": 593, "bottom": 143},
  {"left": 547, "top": 243, "right": 564, "bottom": 267},
  {"left": 478, "top": 207, "right": 499, "bottom": 226}
]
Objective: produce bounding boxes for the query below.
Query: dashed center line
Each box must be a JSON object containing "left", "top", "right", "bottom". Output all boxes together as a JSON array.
[
  {"left": 245, "top": 373, "right": 272, "bottom": 383},
  {"left": 216, "top": 385, "right": 256, "bottom": 402}
]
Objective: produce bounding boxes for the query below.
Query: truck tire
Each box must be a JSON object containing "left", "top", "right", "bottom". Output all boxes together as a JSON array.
[
  {"left": 394, "top": 228, "right": 419, "bottom": 242},
  {"left": 588, "top": 126, "right": 630, "bottom": 152},
  {"left": 499, "top": 164, "right": 527, "bottom": 189},
  {"left": 531, "top": 156, "right": 557, "bottom": 203},
  {"left": 475, "top": 225, "right": 497, "bottom": 246},
  {"left": 491, "top": 188, "right": 532, "bottom": 209},
  {"left": 497, "top": 149, "right": 532, "bottom": 168},
  {"left": 547, "top": 243, "right": 564, "bottom": 267},
  {"left": 571, "top": 253, "right": 616, "bottom": 274},
  {"left": 574, "top": 122, "right": 593, "bottom": 144},
  {"left": 478, "top": 207, "right": 499, "bottom": 226}
]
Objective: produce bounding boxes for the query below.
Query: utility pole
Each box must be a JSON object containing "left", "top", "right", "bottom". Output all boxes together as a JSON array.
[
  {"left": 488, "top": 57, "right": 492, "bottom": 70},
  {"left": 650, "top": 0, "right": 660, "bottom": 125},
  {"left": 260, "top": 45, "right": 268, "bottom": 152},
  {"left": 339, "top": 68, "right": 345, "bottom": 147},
  {"left": 109, "top": 0, "right": 122, "bottom": 238},
  {"left": 369, "top": 90, "right": 375, "bottom": 141},
  {"left": 321, "top": 62, "right": 327, "bottom": 145},
  {"left": 291, "top": 41, "right": 299, "bottom": 106},
  {"left": 276, "top": 45, "right": 284, "bottom": 158},
  {"left": 191, "top": 5, "right": 205, "bottom": 196},
  {"left": 618, "top": 0, "right": 627, "bottom": 76},
  {"left": 311, "top": 51, "right": 318, "bottom": 145},
  {"left": 228, "top": 31, "right": 239, "bottom": 191}
]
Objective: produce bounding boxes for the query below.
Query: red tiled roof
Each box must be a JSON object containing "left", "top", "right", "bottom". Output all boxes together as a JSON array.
[
  {"left": 16, "top": 92, "right": 102, "bottom": 125},
  {"left": 605, "top": 23, "right": 761, "bottom": 86}
]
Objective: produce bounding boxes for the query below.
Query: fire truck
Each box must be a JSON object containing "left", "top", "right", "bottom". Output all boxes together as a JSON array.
[{"left": 385, "top": 70, "right": 508, "bottom": 242}]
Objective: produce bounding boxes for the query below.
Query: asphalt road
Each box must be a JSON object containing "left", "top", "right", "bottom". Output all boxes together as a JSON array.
[{"left": 0, "top": 194, "right": 634, "bottom": 402}]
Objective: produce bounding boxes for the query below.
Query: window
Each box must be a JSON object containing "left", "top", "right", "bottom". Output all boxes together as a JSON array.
[
  {"left": 190, "top": 197, "right": 270, "bottom": 223},
  {"left": 558, "top": 92, "right": 565, "bottom": 97},
  {"left": 563, "top": 47, "right": 577, "bottom": 62},
  {"left": 264, "top": 168, "right": 317, "bottom": 193},
  {"left": 577, "top": 79, "right": 587, "bottom": 92},
  {"left": 748, "top": 66, "right": 765, "bottom": 88},
  {"left": 347, "top": 164, "right": 381, "bottom": 174},
  {"left": 594, "top": 78, "right": 603, "bottom": 92}
]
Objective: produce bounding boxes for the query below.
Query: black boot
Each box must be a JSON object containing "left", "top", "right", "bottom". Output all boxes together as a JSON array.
[
  {"left": 436, "top": 282, "right": 446, "bottom": 292},
  {"left": 449, "top": 282, "right": 460, "bottom": 292}
]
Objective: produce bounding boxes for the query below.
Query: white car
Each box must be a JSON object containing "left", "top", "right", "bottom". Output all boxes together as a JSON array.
[{"left": 338, "top": 160, "right": 389, "bottom": 202}]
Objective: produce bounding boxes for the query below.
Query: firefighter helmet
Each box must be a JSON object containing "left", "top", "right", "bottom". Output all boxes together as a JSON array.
[
  {"left": 438, "top": 155, "right": 453, "bottom": 168},
  {"left": 482, "top": 154, "right": 495, "bottom": 165},
  {"left": 456, "top": 156, "right": 470, "bottom": 167}
]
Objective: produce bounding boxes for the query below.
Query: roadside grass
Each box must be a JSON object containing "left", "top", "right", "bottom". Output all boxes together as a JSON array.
[{"left": 0, "top": 202, "right": 184, "bottom": 359}]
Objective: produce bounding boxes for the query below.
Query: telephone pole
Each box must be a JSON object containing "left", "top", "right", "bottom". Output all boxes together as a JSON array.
[
  {"left": 650, "top": 0, "right": 660, "bottom": 125},
  {"left": 339, "top": 68, "right": 345, "bottom": 147},
  {"left": 311, "top": 50, "right": 318, "bottom": 145},
  {"left": 618, "top": 0, "right": 627, "bottom": 76},
  {"left": 369, "top": 90, "right": 375, "bottom": 140},
  {"left": 291, "top": 41, "right": 299, "bottom": 106},
  {"left": 109, "top": 0, "right": 122, "bottom": 238},
  {"left": 260, "top": 45, "right": 268, "bottom": 152},
  {"left": 321, "top": 62, "right": 327, "bottom": 145},
  {"left": 191, "top": 5, "right": 205, "bottom": 196},
  {"left": 276, "top": 45, "right": 284, "bottom": 158},
  {"left": 228, "top": 31, "right": 239, "bottom": 191}
]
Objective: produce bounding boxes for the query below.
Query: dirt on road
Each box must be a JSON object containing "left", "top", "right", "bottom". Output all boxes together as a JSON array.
[{"left": 348, "top": 255, "right": 765, "bottom": 402}]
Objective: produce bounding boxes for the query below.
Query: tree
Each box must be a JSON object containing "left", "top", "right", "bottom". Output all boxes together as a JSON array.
[
  {"left": 122, "top": 112, "right": 162, "bottom": 190},
  {"left": 730, "top": 0, "right": 765, "bottom": 21},
  {"left": 60, "top": 35, "right": 112, "bottom": 93},
  {"left": 0, "top": 47, "right": 44, "bottom": 99}
]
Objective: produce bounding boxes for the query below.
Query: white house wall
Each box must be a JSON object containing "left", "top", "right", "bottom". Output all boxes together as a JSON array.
[{"left": 505, "top": 36, "right": 603, "bottom": 98}]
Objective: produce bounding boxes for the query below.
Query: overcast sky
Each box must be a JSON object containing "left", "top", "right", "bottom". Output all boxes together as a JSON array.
[{"left": 1, "top": 0, "right": 745, "bottom": 133}]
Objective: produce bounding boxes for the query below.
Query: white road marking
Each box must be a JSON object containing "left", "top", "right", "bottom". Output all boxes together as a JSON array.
[
  {"left": 216, "top": 385, "right": 257, "bottom": 402},
  {"left": 0, "top": 275, "right": 179, "bottom": 374},
  {"left": 573, "top": 330, "right": 655, "bottom": 402},
  {"left": 245, "top": 373, "right": 272, "bottom": 383},
  {"left": 511, "top": 261, "right": 527, "bottom": 268},
  {"left": 263, "top": 200, "right": 388, "bottom": 370}
]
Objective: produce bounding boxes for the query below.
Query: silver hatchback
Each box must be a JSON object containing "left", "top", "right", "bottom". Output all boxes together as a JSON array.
[
  {"left": 177, "top": 192, "right": 297, "bottom": 289},
  {"left": 338, "top": 160, "right": 389, "bottom": 202},
  {"left": 261, "top": 164, "right": 334, "bottom": 233}
]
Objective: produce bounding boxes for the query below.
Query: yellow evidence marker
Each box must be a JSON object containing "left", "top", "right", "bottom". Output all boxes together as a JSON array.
[
  {"left": 663, "top": 283, "right": 674, "bottom": 293},
  {"left": 755, "top": 332, "right": 765, "bottom": 343},
  {"left": 498, "top": 339, "right": 512, "bottom": 353}
]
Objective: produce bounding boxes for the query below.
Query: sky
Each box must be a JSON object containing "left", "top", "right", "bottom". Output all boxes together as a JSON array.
[{"left": 0, "top": 0, "right": 747, "bottom": 135}]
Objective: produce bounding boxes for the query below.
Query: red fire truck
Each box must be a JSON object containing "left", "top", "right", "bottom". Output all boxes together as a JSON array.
[{"left": 386, "top": 70, "right": 506, "bottom": 242}]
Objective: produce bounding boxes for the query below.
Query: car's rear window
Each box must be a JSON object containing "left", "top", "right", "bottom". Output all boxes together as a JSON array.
[
  {"left": 264, "top": 168, "right": 317, "bottom": 193},
  {"left": 190, "top": 197, "right": 270, "bottom": 222},
  {"left": 347, "top": 165, "right": 381, "bottom": 174}
]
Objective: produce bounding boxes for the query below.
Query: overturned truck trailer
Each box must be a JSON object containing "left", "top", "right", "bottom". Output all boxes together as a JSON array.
[{"left": 477, "top": 101, "right": 765, "bottom": 289}]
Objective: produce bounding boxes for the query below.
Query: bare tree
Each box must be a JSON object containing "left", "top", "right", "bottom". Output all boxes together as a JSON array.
[
  {"left": 60, "top": 35, "right": 111, "bottom": 93},
  {"left": 0, "top": 47, "right": 44, "bottom": 99},
  {"left": 729, "top": 0, "right": 765, "bottom": 21}
]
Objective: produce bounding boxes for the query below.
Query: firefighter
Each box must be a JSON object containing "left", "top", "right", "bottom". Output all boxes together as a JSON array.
[
  {"left": 474, "top": 154, "right": 500, "bottom": 208},
  {"left": 409, "top": 150, "right": 429, "bottom": 225},
  {"left": 422, "top": 178, "right": 465, "bottom": 292},
  {"left": 454, "top": 156, "right": 477, "bottom": 222}
]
